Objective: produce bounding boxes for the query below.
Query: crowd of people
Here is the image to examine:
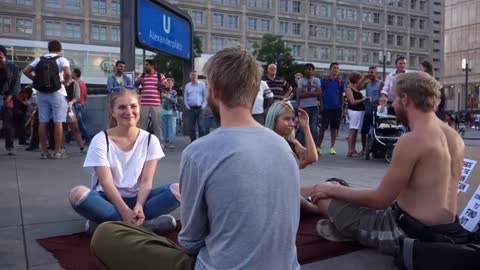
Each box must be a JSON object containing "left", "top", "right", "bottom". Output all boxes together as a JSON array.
[{"left": 2, "top": 41, "right": 479, "bottom": 269}]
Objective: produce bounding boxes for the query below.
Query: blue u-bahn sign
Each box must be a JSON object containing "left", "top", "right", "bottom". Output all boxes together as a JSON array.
[{"left": 136, "top": 0, "right": 192, "bottom": 60}]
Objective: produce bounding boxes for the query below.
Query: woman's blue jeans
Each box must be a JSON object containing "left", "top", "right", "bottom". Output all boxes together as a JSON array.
[
  {"left": 71, "top": 184, "right": 180, "bottom": 223},
  {"left": 161, "top": 114, "right": 177, "bottom": 143}
]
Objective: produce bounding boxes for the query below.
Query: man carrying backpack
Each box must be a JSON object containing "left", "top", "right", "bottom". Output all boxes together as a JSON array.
[
  {"left": 0, "top": 45, "right": 21, "bottom": 156},
  {"left": 23, "top": 40, "right": 71, "bottom": 159},
  {"left": 319, "top": 63, "right": 344, "bottom": 155}
]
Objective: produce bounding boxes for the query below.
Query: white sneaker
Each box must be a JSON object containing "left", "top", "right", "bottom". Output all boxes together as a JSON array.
[{"left": 143, "top": 215, "right": 177, "bottom": 233}]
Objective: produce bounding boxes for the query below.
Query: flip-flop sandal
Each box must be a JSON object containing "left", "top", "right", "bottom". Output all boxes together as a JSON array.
[{"left": 325, "top": 178, "right": 350, "bottom": 187}]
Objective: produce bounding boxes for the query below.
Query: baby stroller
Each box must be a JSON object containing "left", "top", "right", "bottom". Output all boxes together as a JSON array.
[{"left": 365, "top": 107, "right": 402, "bottom": 163}]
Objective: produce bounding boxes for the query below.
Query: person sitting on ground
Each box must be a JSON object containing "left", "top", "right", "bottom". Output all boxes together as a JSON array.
[
  {"left": 68, "top": 88, "right": 181, "bottom": 234},
  {"left": 306, "top": 72, "right": 464, "bottom": 257},
  {"left": 90, "top": 46, "right": 302, "bottom": 270},
  {"left": 265, "top": 101, "right": 318, "bottom": 169},
  {"left": 265, "top": 101, "right": 319, "bottom": 215}
]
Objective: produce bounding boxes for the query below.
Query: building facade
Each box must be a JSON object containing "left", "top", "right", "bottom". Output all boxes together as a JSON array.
[
  {"left": 0, "top": 0, "right": 443, "bottom": 86},
  {"left": 175, "top": 0, "right": 444, "bottom": 76},
  {"left": 444, "top": 0, "right": 480, "bottom": 111}
]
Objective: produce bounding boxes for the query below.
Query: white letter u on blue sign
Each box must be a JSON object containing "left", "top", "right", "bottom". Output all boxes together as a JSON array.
[{"left": 163, "top": 15, "right": 171, "bottom": 34}]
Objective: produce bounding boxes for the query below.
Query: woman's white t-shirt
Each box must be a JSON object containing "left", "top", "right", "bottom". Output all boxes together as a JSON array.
[{"left": 83, "top": 129, "right": 165, "bottom": 197}]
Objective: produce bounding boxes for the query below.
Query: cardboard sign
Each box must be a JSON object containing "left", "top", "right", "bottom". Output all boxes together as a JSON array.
[{"left": 458, "top": 148, "right": 480, "bottom": 231}]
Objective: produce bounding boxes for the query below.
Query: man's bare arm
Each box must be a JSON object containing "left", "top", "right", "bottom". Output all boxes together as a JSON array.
[
  {"left": 313, "top": 134, "right": 418, "bottom": 209},
  {"left": 23, "top": 65, "right": 34, "bottom": 80}
]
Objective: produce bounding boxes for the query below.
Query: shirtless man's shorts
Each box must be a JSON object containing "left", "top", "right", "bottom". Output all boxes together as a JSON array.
[{"left": 309, "top": 71, "right": 465, "bottom": 256}]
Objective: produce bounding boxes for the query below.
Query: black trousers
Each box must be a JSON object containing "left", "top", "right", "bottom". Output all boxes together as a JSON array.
[{"left": 1, "top": 107, "right": 14, "bottom": 149}]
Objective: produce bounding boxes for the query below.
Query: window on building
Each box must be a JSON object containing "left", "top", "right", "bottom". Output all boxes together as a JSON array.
[
  {"left": 411, "top": 0, "right": 417, "bottom": 9},
  {"left": 64, "top": 22, "right": 81, "bottom": 38},
  {"left": 337, "top": 48, "right": 355, "bottom": 62},
  {"left": 261, "top": 19, "right": 271, "bottom": 32},
  {"left": 310, "top": 46, "right": 319, "bottom": 59},
  {"left": 409, "top": 55, "right": 418, "bottom": 67},
  {"left": 433, "top": 48, "right": 440, "bottom": 52},
  {"left": 212, "top": 37, "right": 224, "bottom": 51},
  {"left": 15, "top": 18, "right": 32, "bottom": 34},
  {"left": 227, "top": 15, "right": 239, "bottom": 29},
  {"left": 320, "top": 4, "right": 330, "bottom": 17},
  {"left": 291, "top": 44, "right": 301, "bottom": 57},
  {"left": 319, "top": 26, "right": 330, "bottom": 39},
  {"left": 320, "top": 47, "right": 330, "bottom": 60},
  {"left": 111, "top": 26, "right": 120, "bottom": 42},
  {"left": 387, "top": 15, "right": 394, "bottom": 25},
  {"left": 410, "top": 37, "right": 416, "bottom": 47},
  {"left": 309, "top": 25, "right": 317, "bottom": 37},
  {"left": 192, "top": 11, "right": 204, "bottom": 25},
  {"left": 336, "top": 28, "right": 345, "bottom": 40},
  {"left": 292, "top": 1, "right": 301, "bottom": 13},
  {"left": 45, "top": 0, "right": 60, "bottom": 8},
  {"left": 373, "top": 12, "right": 381, "bottom": 24},
  {"left": 362, "top": 31, "right": 372, "bottom": 43},
  {"left": 213, "top": 14, "right": 224, "bottom": 27},
  {"left": 434, "top": 11, "right": 440, "bottom": 15},
  {"left": 397, "top": 16, "right": 404, "bottom": 27},
  {"left": 419, "top": 0, "right": 426, "bottom": 10},
  {"left": 247, "top": 17, "right": 257, "bottom": 31},
  {"left": 362, "top": 11, "right": 372, "bottom": 23},
  {"left": 346, "top": 8, "right": 357, "bottom": 21},
  {"left": 396, "top": 35, "right": 404, "bottom": 46},
  {"left": 419, "top": 38, "right": 426, "bottom": 48},
  {"left": 419, "top": 19, "right": 425, "bottom": 29},
  {"left": 410, "top": 18, "right": 416, "bottom": 28},
  {"left": 373, "top": 51, "right": 380, "bottom": 62},
  {"left": 260, "top": 0, "right": 271, "bottom": 9},
  {"left": 14, "top": 0, "right": 33, "bottom": 4},
  {"left": 292, "top": 23, "right": 301, "bottom": 35},
  {"left": 92, "top": 24, "right": 108, "bottom": 40},
  {"left": 346, "top": 29, "right": 356, "bottom": 41},
  {"left": 362, "top": 51, "right": 371, "bottom": 63},
  {"left": 45, "top": 21, "right": 61, "bottom": 36},
  {"left": 92, "top": 0, "right": 107, "bottom": 15},
  {"left": 279, "top": 21, "right": 288, "bottom": 34},
  {"left": 387, "top": 33, "right": 394, "bottom": 45},
  {"left": 279, "top": 0, "right": 288, "bottom": 12},
  {"left": 433, "top": 20, "right": 440, "bottom": 25},
  {"left": 111, "top": 0, "right": 120, "bottom": 16},
  {"left": 336, "top": 7, "right": 345, "bottom": 20},
  {"left": 310, "top": 3, "right": 318, "bottom": 16},
  {"left": 0, "top": 16, "right": 11, "bottom": 33},
  {"left": 397, "top": 0, "right": 404, "bottom": 7},
  {"left": 65, "top": 0, "right": 81, "bottom": 10},
  {"left": 373, "top": 32, "right": 381, "bottom": 43}
]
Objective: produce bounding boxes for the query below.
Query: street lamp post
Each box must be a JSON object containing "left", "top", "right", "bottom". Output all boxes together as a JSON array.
[
  {"left": 379, "top": 51, "right": 391, "bottom": 81},
  {"left": 462, "top": 58, "right": 472, "bottom": 111}
]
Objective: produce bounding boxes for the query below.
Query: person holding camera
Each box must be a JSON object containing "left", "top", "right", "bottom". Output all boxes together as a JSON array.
[{"left": 346, "top": 72, "right": 370, "bottom": 157}]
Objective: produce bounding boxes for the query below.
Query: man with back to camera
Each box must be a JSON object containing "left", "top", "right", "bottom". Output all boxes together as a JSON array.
[
  {"left": 23, "top": 40, "right": 71, "bottom": 159},
  {"left": 90, "top": 46, "right": 301, "bottom": 270},
  {"left": 309, "top": 72, "right": 465, "bottom": 257}
]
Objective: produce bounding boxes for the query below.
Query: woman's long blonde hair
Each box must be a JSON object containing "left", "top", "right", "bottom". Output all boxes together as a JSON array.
[
  {"left": 265, "top": 101, "right": 296, "bottom": 141},
  {"left": 109, "top": 89, "right": 140, "bottom": 128}
]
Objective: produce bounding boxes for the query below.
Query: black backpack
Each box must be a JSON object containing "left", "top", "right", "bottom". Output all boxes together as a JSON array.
[{"left": 33, "top": 56, "right": 61, "bottom": 93}]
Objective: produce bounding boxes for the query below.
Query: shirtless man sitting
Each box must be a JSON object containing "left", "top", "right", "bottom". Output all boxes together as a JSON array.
[{"left": 308, "top": 71, "right": 464, "bottom": 255}]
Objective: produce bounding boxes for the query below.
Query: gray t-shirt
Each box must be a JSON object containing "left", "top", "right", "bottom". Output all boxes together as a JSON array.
[
  {"left": 298, "top": 77, "right": 321, "bottom": 108},
  {"left": 178, "top": 127, "right": 301, "bottom": 270}
]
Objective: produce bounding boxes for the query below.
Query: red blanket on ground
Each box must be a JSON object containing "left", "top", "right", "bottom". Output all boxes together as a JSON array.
[{"left": 37, "top": 215, "right": 361, "bottom": 270}]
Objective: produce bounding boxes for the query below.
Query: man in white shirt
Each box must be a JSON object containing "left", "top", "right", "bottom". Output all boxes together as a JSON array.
[
  {"left": 381, "top": 56, "right": 407, "bottom": 102},
  {"left": 251, "top": 80, "right": 273, "bottom": 125},
  {"left": 23, "top": 40, "right": 71, "bottom": 159}
]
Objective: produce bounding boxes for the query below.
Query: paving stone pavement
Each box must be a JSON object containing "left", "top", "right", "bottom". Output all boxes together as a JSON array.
[{"left": 1, "top": 128, "right": 479, "bottom": 270}]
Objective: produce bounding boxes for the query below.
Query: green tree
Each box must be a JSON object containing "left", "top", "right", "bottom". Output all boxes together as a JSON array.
[
  {"left": 193, "top": 36, "right": 203, "bottom": 58},
  {"left": 153, "top": 54, "right": 184, "bottom": 89},
  {"left": 252, "top": 34, "right": 301, "bottom": 85}
]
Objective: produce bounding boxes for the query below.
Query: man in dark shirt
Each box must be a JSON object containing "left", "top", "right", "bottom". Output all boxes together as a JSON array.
[{"left": 0, "top": 45, "right": 21, "bottom": 156}]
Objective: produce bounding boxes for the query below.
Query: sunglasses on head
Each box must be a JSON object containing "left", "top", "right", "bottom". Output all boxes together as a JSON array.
[{"left": 111, "top": 85, "right": 136, "bottom": 92}]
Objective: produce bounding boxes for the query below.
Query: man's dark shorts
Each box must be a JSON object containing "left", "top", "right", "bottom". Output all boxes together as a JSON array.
[{"left": 321, "top": 109, "right": 342, "bottom": 130}]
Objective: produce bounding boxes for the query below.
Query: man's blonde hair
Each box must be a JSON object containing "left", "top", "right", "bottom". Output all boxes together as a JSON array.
[
  {"left": 203, "top": 46, "right": 262, "bottom": 108},
  {"left": 394, "top": 72, "right": 441, "bottom": 112}
]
